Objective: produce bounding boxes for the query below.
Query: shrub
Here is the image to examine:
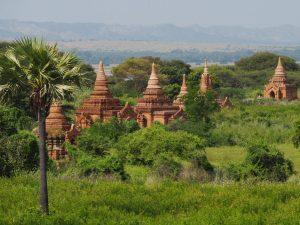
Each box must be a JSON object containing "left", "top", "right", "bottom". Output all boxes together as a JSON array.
[
  {"left": 66, "top": 144, "right": 128, "bottom": 180},
  {"left": 76, "top": 118, "right": 139, "bottom": 156},
  {"left": 0, "top": 131, "right": 39, "bottom": 177},
  {"left": 292, "top": 121, "right": 300, "bottom": 148},
  {"left": 226, "top": 144, "right": 295, "bottom": 182},
  {"left": 116, "top": 123, "right": 206, "bottom": 166},
  {"left": 152, "top": 153, "right": 182, "bottom": 179},
  {"left": 0, "top": 105, "right": 34, "bottom": 138}
]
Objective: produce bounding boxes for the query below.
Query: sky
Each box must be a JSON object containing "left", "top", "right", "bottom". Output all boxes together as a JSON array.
[{"left": 0, "top": 0, "right": 299, "bottom": 27}]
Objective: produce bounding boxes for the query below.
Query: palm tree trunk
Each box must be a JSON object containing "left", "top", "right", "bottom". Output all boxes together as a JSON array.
[{"left": 38, "top": 107, "right": 49, "bottom": 214}]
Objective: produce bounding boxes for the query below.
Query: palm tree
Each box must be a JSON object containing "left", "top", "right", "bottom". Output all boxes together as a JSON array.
[{"left": 0, "top": 38, "right": 85, "bottom": 214}]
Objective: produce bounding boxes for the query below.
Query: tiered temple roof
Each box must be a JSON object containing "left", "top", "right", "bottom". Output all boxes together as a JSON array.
[
  {"left": 46, "top": 102, "right": 71, "bottom": 136},
  {"left": 264, "top": 57, "right": 297, "bottom": 100}
]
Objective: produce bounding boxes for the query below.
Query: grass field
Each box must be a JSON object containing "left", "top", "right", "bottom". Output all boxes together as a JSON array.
[{"left": 1, "top": 145, "right": 300, "bottom": 224}]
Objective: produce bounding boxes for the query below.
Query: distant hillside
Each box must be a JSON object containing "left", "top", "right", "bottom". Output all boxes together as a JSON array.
[{"left": 1, "top": 20, "right": 300, "bottom": 45}]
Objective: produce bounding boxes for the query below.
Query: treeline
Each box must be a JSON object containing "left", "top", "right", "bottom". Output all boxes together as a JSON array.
[{"left": 73, "top": 48, "right": 300, "bottom": 65}]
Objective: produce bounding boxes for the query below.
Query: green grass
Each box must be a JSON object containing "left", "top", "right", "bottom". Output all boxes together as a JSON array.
[{"left": 1, "top": 174, "right": 300, "bottom": 225}]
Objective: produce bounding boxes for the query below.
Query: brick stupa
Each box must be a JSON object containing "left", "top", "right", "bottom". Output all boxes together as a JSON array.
[
  {"left": 46, "top": 102, "right": 77, "bottom": 160},
  {"left": 173, "top": 74, "right": 188, "bottom": 108},
  {"left": 200, "top": 60, "right": 213, "bottom": 93},
  {"left": 75, "top": 61, "right": 123, "bottom": 128},
  {"left": 135, "top": 63, "right": 183, "bottom": 127},
  {"left": 264, "top": 57, "right": 297, "bottom": 100}
]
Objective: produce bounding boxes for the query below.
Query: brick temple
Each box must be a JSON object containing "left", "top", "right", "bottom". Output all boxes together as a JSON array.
[
  {"left": 264, "top": 57, "right": 298, "bottom": 100},
  {"left": 75, "top": 61, "right": 136, "bottom": 128},
  {"left": 135, "top": 63, "right": 183, "bottom": 127}
]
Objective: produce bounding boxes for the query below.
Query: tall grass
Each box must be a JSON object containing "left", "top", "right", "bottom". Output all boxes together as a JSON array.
[{"left": 1, "top": 173, "right": 300, "bottom": 225}]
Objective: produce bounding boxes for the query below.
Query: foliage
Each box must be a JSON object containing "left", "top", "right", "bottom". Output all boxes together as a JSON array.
[
  {"left": 292, "top": 121, "right": 300, "bottom": 148},
  {"left": 226, "top": 143, "right": 295, "bottom": 182},
  {"left": 152, "top": 153, "right": 182, "bottom": 179},
  {"left": 65, "top": 144, "right": 128, "bottom": 180},
  {"left": 0, "top": 131, "right": 39, "bottom": 177},
  {"left": 116, "top": 123, "right": 207, "bottom": 166},
  {"left": 76, "top": 118, "right": 139, "bottom": 156},
  {"left": 184, "top": 89, "right": 219, "bottom": 122},
  {"left": 235, "top": 52, "right": 299, "bottom": 71},
  {"left": 0, "top": 105, "right": 34, "bottom": 138}
]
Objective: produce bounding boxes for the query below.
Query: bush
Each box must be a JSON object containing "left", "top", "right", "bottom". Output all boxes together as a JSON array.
[
  {"left": 226, "top": 144, "right": 295, "bottom": 182},
  {"left": 292, "top": 121, "right": 300, "bottom": 148},
  {"left": 152, "top": 153, "right": 182, "bottom": 179},
  {"left": 66, "top": 144, "right": 128, "bottom": 180},
  {"left": 0, "top": 105, "right": 34, "bottom": 138},
  {"left": 116, "top": 123, "right": 206, "bottom": 166},
  {"left": 0, "top": 131, "right": 39, "bottom": 177},
  {"left": 76, "top": 118, "right": 139, "bottom": 156}
]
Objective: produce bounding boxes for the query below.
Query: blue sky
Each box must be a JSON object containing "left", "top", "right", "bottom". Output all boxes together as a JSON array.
[{"left": 1, "top": 0, "right": 299, "bottom": 26}]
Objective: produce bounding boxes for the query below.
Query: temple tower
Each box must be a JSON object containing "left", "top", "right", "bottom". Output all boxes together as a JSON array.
[
  {"left": 200, "top": 60, "right": 213, "bottom": 93},
  {"left": 135, "top": 63, "right": 182, "bottom": 127},
  {"left": 75, "top": 61, "right": 123, "bottom": 128},
  {"left": 173, "top": 74, "right": 188, "bottom": 107},
  {"left": 264, "top": 57, "right": 297, "bottom": 100}
]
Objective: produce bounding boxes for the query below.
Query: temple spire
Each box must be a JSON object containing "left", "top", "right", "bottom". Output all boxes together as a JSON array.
[
  {"left": 91, "top": 60, "right": 110, "bottom": 97},
  {"left": 275, "top": 57, "right": 285, "bottom": 76},
  {"left": 146, "top": 63, "right": 161, "bottom": 90},
  {"left": 179, "top": 74, "right": 187, "bottom": 95},
  {"left": 96, "top": 60, "right": 107, "bottom": 81},
  {"left": 203, "top": 59, "right": 209, "bottom": 74}
]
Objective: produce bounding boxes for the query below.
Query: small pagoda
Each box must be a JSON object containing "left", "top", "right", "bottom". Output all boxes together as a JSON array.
[
  {"left": 76, "top": 61, "right": 124, "bottom": 128},
  {"left": 200, "top": 60, "right": 213, "bottom": 93},
  {"left": 199, "top": 60, "right": 232, "bottom": 108},
  {"left": 173, "top": 74, "right": 188, "bottom": 108},
  {"left": 135, "top": 63, "right": 183, "bottom": 127},
  {"left": 46, "top": 102, "right": 78, "bottom": 160},
  {"left": 264, "top": 57, "right": 298, "bottom": 100}
]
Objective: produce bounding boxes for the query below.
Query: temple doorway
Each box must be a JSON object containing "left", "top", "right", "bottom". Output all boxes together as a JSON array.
[
  {"left": 269, "top": 91, "right": 275, "bottom": 98},
  {"left": 278, "top": 90, "right": 283, "bottom": 99}
]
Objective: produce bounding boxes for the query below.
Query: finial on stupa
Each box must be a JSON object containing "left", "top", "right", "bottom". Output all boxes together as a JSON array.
[
  {"left": 96, "top": 60, "right": 107, "bottom": 81},
  {"left": 275, "top": 57, "right": 285, "bottom": 76},
  {"left": 204, "top": 59, "right": 209, "bottom": 74},
  {"left": 180, "top": 74, "right": 187, "bottom": 94},
  {"left": 146, "top": 62, "right": 161, "bottom": 89}
]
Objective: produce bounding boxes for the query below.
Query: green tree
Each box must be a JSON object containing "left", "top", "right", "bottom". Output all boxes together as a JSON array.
[
  {"left": 0, "top": 38, "right": 85, "bottom": 214},
  {"left": 235, "top": 52, "right": 298, "bottom": 71}
]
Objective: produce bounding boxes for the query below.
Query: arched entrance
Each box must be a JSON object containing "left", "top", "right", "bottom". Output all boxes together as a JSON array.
[
  {"left": 269, "top": 91, "right": 275, "bottom": 98},
  {"left": 278, "top": 90, "right": 283, "bottom": 99}
]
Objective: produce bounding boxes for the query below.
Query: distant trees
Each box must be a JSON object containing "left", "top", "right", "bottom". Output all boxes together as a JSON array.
[
  {"left": 110, "top": 57, "right": 191, "bottom": 98},
  {"left": 235, "top": 52, "right": 299, "bottom": 71}
]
